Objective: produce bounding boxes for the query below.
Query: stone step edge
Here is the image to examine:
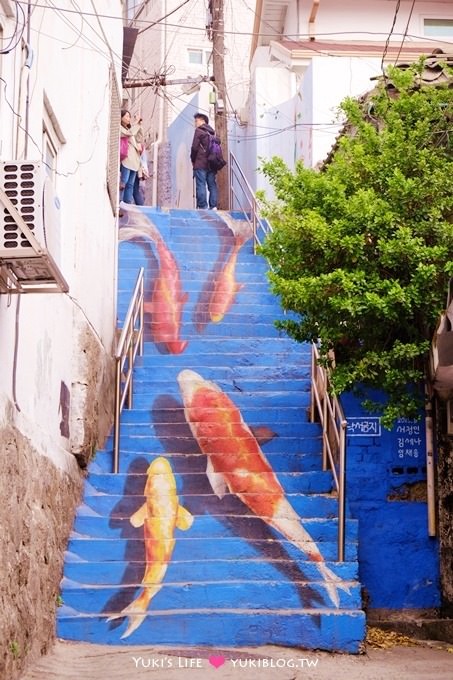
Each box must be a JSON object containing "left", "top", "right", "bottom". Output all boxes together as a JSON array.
[
  {"left": 61, "top": 577, "right": 360, "bottom": 588},
  {"left": 58, "top": 607, "right": 365, "bottom": 617}
]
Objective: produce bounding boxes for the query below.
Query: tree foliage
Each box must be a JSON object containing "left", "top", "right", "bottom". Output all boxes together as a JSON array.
[{"left": 259, "top": 61, "right": 453, "bottom": 426}]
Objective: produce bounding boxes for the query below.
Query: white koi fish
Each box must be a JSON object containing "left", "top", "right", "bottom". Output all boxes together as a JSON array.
[{"left": 177, "top": 369, "right": 350, "bottom": 608}]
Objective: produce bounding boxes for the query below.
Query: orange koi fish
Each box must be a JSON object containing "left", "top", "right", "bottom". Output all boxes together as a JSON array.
[
  {"left": 209, "top": 218, "right": 252, "bottom": 323},
  {"left": 119, "top": 204, "right": 188, "bottom": 354},
  {"left": 107, "top": 456, "right": 193, "bottom": 638},
  {"left": 177, "top": 369, "right": 350, "bottom": 608}
]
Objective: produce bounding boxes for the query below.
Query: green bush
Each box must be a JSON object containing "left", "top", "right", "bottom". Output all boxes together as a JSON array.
[{"left": 259, "top": 61, "right": 453, "bottom": 426}]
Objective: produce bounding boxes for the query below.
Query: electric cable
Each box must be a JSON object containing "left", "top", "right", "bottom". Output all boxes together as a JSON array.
[{"left": 1, "top": 0, "right": 26, "bottom": 54}]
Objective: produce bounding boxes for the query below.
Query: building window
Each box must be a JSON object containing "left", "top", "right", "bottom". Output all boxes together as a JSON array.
[
  {"left": 423, "top": 18, "right": 453, "bottom": 37},
  {"left": 42, "top": 93, "right": 65, "bottom": 183},
  {"left": 43, "top": 130, "right": 57, "bottom": 180},
  {"left": 188, "top": 49, "right": 204, "bottom": 65}
]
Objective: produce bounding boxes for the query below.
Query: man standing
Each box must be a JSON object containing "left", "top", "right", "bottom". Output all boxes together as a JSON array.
[{"left": 190, "top": 112, "right": 218, "bottom": 210}]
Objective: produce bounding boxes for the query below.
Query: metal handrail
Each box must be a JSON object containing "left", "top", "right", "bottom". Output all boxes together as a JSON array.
[
  {"left": 229, "top": 151, "right": 272, "bottom": 251},
  {"left": 229, "top": 152, "right": 347, "bottom": 560},
  {"left": 310, "top": 343, "right": 347, "bottom": 561},
  {"left": 113, "top": 267, "right": 145, "bottom": 473}
]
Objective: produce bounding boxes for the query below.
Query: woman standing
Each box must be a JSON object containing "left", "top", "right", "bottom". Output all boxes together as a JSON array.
[{"left": 120, "top": 110, "right": 143, "bottom": 204}]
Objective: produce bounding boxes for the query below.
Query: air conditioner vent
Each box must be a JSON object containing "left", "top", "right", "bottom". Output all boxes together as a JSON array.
[{"left": 0, "top": 160, "right": 68, "bottom": 294}]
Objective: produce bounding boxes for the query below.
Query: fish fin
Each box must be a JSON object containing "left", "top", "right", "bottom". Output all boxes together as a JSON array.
[
  {"left": 235, "top": 283, "right": 245, "bottom": 292},
  {"left": 250, "top": 426, "right": 277, "bottom": 444},
  {"left": 180, "top": 292, "right": 189, "bottom": 304},
  {"left": 206, "top": 457, "right": 228, "bottom": 499},
  {"left": 317, "top": 562, "right": 351, "bottom": 609},
  {"left": 130, "top": 503, "right": 147, "bottom": 528},
  {"left": 175, "top": 504, "right": 194, "bottom": 531}
]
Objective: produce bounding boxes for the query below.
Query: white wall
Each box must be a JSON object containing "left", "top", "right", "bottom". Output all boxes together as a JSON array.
[
  {"left": 245, "top": 0, "right": 453, "bottom": 192},
  {"left": 0, "top": 1, "right": 123, "bottom": 466},
  {"left": 285, "top": 0, "right": 453, "bottom": 42},
  {"left": 125, "top": 0, "right": 255, "bottom": 206}
]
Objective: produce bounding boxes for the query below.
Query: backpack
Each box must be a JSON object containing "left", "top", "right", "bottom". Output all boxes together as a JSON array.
[
  {"left": 206, "top": 133, "right": 227, "bottom": 172},
  {"left": 120, "top": 136, "right": 128, "bottom": 162}
]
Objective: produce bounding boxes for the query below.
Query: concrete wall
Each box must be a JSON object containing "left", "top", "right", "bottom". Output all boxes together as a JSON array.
[
  {"left": 342, "top": 390, "right": 440, "bottom": 610},
  {"left": 284, "top": 0, "right": 453, "bottom": 41},
  {"left": 247, "top": 0, "right": 451, "bottom": 183},
  {"left": 0, "top": 2, "right": 123, "bottom": 677},
  {"left": 125, "top": 0, "right": 254, "bottom": 207}
]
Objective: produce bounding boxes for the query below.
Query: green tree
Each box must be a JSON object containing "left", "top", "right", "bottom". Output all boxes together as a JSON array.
[{"left": 259, "top": 61, "right": 453, "bottom": 426}]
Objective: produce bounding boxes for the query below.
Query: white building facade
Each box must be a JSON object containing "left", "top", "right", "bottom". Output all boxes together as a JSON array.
[
  {"left": 0, "top": 2, "right": 123, "bottom": 676},
  {"left": 248, "top": 0, "right": 453, "bottom": 193},
  {"left": 123, "top": 0, "right": 255, "bottom": 208}
]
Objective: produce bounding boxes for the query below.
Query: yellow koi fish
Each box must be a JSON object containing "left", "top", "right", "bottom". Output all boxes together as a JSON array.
[
  {"left": 108, "top": 456, "right": 193, "bottom": 638},
  {"left": 209, "top": 218, "right": 252, "bottom": 323},
  {"left": 119, "top": 204, "right": 189, "bottom": 354},
  {"left": 177, "top": 369, "right": 350, "bottom": 608}
]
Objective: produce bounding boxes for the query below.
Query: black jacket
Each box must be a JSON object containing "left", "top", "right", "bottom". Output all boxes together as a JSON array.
[{"left": 190, "top": 123, "right": 215, "bottom": 170}]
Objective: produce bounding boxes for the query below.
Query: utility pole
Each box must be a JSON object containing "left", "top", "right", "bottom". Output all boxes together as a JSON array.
[{"left": 210, "top": 0, "right": 229, "bottom": 210}]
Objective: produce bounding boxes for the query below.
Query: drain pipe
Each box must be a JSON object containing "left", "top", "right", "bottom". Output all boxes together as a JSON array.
[
  {"left": 425, "top": 385, "right": 437, "bottom": 537},
  {"left": 152, "top": 0, "right": 167, "bottom": 207}
]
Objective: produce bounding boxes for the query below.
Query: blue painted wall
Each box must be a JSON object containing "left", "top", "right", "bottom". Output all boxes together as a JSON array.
[{"left": 342, "top": 389, "right": 440, "bottom": 609}]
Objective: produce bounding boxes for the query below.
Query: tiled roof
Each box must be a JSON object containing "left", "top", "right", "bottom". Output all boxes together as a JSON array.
[{"left": 322, "top": 51, "right": 452, "bottom": 166}]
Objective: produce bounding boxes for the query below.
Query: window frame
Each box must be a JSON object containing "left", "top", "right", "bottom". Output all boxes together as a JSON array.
[{"left": 421, "top": 16, "right": 453, "bottom": 38}]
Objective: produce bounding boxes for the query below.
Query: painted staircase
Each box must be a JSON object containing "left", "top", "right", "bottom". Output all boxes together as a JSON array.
[{"left": 57, "top": 208, "right": 365, "bottom": 652}]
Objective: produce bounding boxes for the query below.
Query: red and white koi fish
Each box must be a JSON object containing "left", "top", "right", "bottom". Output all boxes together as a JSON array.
[
  {"left": 119, "top": 204, "right": 188, "bottom": 354},
  {"left": 107, "top": 456, "right": 193, "bottom": 638},
  {"left": 177, "top": 369, "right": 350, "bottom": 608},
  {"left": 209, "top": 218, "right": 252, "bottom": 323}
]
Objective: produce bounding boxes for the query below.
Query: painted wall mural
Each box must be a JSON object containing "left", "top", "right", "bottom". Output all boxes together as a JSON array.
[{"left": 57, "top": 205, "right": 365, "bottom": 652}]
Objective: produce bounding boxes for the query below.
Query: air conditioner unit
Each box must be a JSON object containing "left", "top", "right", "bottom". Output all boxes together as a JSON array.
[{"left": 0, "top": 161, "right": 68, "bottom": 293}]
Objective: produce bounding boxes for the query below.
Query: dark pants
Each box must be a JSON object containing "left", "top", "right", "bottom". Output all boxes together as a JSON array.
[
  {"left": 133, "top": 175, "right": 145, "bottom": 205},
  {"left": 193, "top": 168, "right": 218, "bottom": 209}
]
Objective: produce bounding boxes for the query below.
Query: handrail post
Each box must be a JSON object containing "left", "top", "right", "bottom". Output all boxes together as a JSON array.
[
  {"left": 113, "top": 357, "right": 122, "bottom": 474},
  {"left": 139, "top": 276, "right": 144, "bottom": 356},
  {"left": 112, "top": 267, "right": 144, "bottom": 474},
  {"left": 322, "top": 389, "right": 328, "bottom": 471},
  {"left": 338, "top": 421, "right": 347, "bottom": 561},
  {"left": 310, "top": 344, "right": 315, "bottom": 423},
  {"left": 127, "top": 340, "right": 134, "bottom": 409}
]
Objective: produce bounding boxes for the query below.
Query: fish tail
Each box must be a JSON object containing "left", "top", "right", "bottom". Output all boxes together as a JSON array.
[
  {"left": 119, "top": 203, "right": 161, "bottom": 242},
  {"left": 219, "top": 213, "right": 253, "bottom": 242},
  {"left": 317, "top": 561, "right": 351, "bottom": 609},
  {"left": 106, "top": 585, "right": 161, "bottom": 638}
]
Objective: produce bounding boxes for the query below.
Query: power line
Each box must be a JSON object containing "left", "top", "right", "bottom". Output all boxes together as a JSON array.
[
  {"left": 1, "top": 0, "right": 25, "bottom": 54},
  {"left": 10, "top": 5, "right": 453, "bottom": 46},
  {"left": 137, "top": 0, "right": 193, "bottom": 35},
  {"left": 381, "top": 0, "right": 402, "bottom": 76},
  {"left": 394, "top": 0, "right": 416, "bottom": 65}
]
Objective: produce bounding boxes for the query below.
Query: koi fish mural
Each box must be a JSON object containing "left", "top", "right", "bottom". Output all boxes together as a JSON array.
[
  {"left": 177, "top": 369, "right": 350, "bottom": 608},
  {"left": 209, "top": 218, "right": 252, "bottom": 323},
  {"left": 108, "top": 456, "right": 194, "bottom": 638},
  {"left": 119, "top": 204, "right": 189, "bottom": 354}
]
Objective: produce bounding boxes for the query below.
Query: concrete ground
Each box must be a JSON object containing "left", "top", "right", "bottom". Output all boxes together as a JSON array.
[{"left": 21, "top": 638, "right": 453, "bottom": 680}]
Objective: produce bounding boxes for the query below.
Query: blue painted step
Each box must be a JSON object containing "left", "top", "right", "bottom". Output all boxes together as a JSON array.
[
  {"left": 57, "top": 610, "right": 365, "bottom": 652},
  {"left": 89, "top": 451, "right": 324, "bottom": 474},
  {"left": 64, "top": 537, "right": 358, "bottom": 563},
  {"left": 63, "top": 558, "right": 359, "bottom": 584},
  {"left": 76, "top": 493, "right": 341, "bottom": 520},
  {"left": 57, "top": 207, "right": 365, "bottom": 652}
]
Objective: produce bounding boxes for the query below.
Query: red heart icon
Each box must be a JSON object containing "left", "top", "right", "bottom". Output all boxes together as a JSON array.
[{"left": 208, "top": 655, "right": 226, "bottom": 669}]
